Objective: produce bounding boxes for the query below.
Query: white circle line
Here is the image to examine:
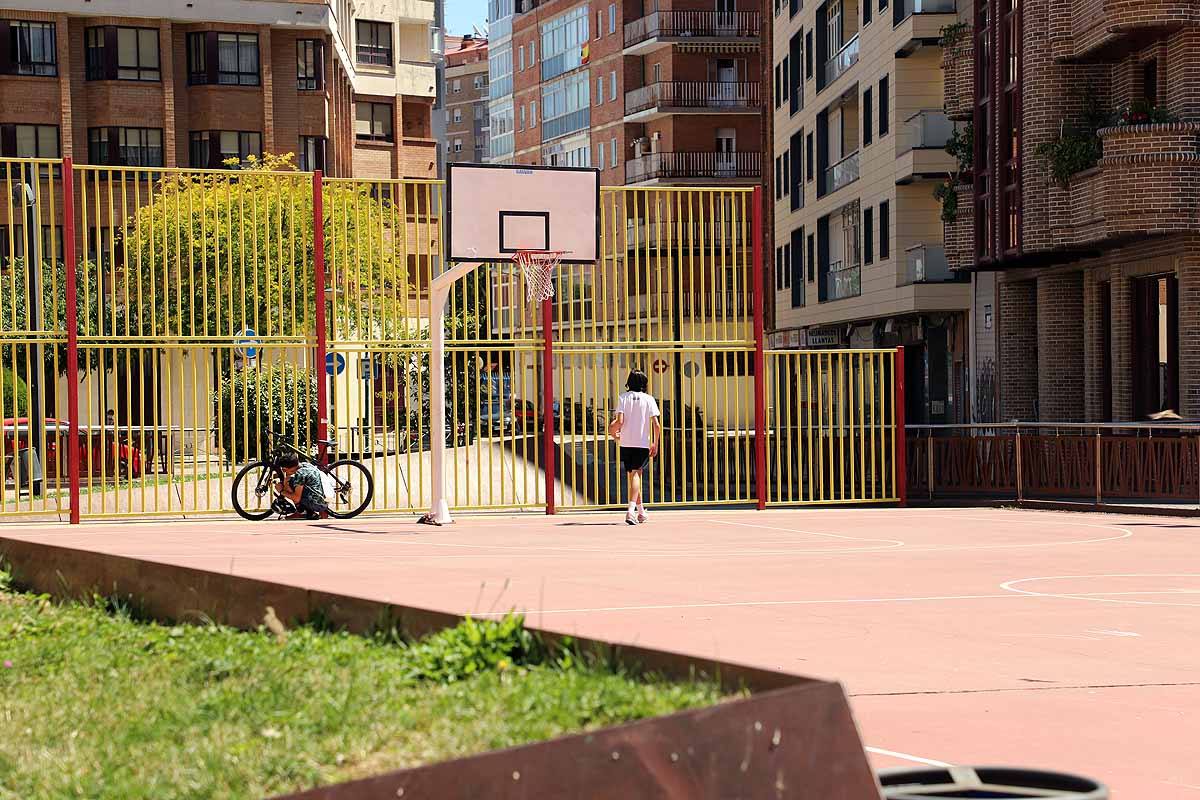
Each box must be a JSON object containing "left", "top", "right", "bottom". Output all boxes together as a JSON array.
[{"left": 1000, "top": 573, "right": 1200, "bottom": 608}]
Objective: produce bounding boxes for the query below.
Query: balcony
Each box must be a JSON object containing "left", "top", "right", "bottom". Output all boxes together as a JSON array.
[
  {"left": 1053, "top": 0, "right": 1200, "bottom": 60},
  {"left": 625, "top": 81, "right": 761, "bottom": 121},
  {"left": 896, "top": 110, "right": 957, "bottom": 184},
  {"left": 943, "top": 184, "right": 974, "bottom": 270},
  {"left": 625, "top": 151, "right": 762, "bottom": 185},
  {"left": 822, "top": 261, "right": 861, "bottom": 302},
  {"left": 941, "top": 30, "right": 973, "bottom": 121},
  {"left": 623, "top": 11, "right": 761, "bottom": 55},
  {"left": 823, "top": 34, "right": 859, "bottom": 89},
  {"left": 894, "top": 0, "right": 957, "bottom": 56},
  {"left": 541, "top": 108, "right": 590, "bottom": 142},
  {"left": 900, "top": 244, "right": 968, "bottom": 285},
  {"left": 824, "top": 150, "right": 860, "bottom": 194},
  {"left": 1047, "top": 123, "right": 1200, "bottom": 250}
]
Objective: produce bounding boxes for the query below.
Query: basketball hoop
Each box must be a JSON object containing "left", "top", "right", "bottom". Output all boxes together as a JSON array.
[{"left": 512, "top": 249, "right": 567, "bottom": 303}]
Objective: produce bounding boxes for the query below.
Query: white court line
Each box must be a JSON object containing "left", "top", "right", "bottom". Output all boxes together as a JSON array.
[
  {"left": 864, "top": 746, "right": 951, "bottom": 767},
  {"left": 1001, "top": 574, "right": 1200, "bottom": 608}
]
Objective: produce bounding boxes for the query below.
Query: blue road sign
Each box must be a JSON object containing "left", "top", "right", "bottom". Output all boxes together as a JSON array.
[
  {"left": 235, "top": 328, "right": 261, "bottom": 359},
  {"left": 325, "top": 352, "right": 346, "bottom": 376}
]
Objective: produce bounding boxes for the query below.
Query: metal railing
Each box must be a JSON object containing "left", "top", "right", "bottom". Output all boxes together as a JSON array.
[
  {"left": 625, "top": 151, "right": 762, "bottom": 183},
  {"left": 823, "top": 34, "right": 859, "bottom": 87},
  {"left": 901, "top": 244, "right": 964, "bottom": 285},
  {"left": 824, "top": 150, "right": 860, "bottom": 194},
  {"left": 623, "top": 10, "right": 761, "bottom": 47},
  {"left": 355, "top": 43, "right": 392, "bottom": 66},
  {"left": 823, "top": 261, "right": 861, "bottom": 301},
  {"left": 902, "top": 110, "right": 955, "bottom": 152},
  {"left": 625, "top": 81, "right": 762, "bottom": 115},
  {"left": 908, "top": 422, "right": 1200, "bottom": 507}
]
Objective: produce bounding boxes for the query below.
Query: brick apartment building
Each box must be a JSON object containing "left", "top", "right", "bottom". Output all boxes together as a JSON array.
[
  {"left": 767, "top": 0, "right": 969, "bottom": 424},
  {"left": 506, "top": 0, "right": 761, "bottom": 188},
  {"left": 443, "top": 34, "right": 490, "bottom": 165},
  {"left": 943, "top": 0, "right": 1200, "bottom": 422},
  {"left": 0, "top": 0, "right": 438, "bottom": 183}
]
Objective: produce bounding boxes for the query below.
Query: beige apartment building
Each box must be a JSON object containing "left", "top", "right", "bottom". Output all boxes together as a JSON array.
[
  {"left": 443, "top": 34, "right": 489, "bottom": 165},
  {"left": 768, "top": 0, "right": 970, "bottom": 423}
]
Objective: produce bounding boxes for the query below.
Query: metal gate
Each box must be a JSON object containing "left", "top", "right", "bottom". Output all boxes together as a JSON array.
[{"left": 0, "top": 158, "right": 904, "bottom": 521}]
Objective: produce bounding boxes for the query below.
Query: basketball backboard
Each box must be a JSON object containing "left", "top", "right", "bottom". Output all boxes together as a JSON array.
[{"left": 446, "top": 163, "right": 600, "bottom": 265}]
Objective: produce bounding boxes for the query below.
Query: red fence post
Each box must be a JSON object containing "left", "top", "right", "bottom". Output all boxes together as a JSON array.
[
  {"left": 895, "top": 346, "right": 907, "bottom": 506},
  {"left": 62, "top": 158, "right": 80, "bottom": 524},
  {"left": 542, "top": 298, "right": 556, "bottom": 514},
  {"left": 312, "top": 171, "right": 329, "bottom": 464},
  {"left": 752, "top": 185, "right": 767, "bottom": 510}
]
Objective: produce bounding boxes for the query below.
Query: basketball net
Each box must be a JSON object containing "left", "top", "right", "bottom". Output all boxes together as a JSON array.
[{"left": 512, "top": 250, "right": 566, "bottom": 304}]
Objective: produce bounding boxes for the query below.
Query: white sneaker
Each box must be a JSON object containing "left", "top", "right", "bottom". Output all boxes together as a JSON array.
[
  {"left": 636, "top": 506, "right": 648, "bottom": 524},
  {"left": 626, "top": 504, "right": 638, "bottom": 525}
]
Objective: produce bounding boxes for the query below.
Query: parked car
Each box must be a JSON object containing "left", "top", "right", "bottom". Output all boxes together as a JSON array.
[{"left": 513, "top": 400, "right": 537, "bottom": 433}]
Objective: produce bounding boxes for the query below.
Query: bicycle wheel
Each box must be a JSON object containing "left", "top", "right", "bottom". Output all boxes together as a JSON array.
[
  {"left": 324, "top": 459, "right": 374, "bottom": 519},
  {"left": 231, "top": 461, "right": 282, "bottom": 521}
]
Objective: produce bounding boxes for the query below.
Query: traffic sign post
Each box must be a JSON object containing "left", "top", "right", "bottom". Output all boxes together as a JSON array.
[
  {"left": 326, "top": 352, "right": 346, "bottom": 376},
  {"left": 235, "top": 328, "right": 261, "bottom": 360}
]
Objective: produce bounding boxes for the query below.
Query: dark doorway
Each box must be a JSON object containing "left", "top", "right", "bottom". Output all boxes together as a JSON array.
[
  {"left": 1131, "top": 274, "right": 1178, "bottom": 419},
  {"left": 1100, "top": 282, "right": 1112, "bottom": 421},
  {"left": 904, "top": 342, "right": 927, "bottom": 424}
]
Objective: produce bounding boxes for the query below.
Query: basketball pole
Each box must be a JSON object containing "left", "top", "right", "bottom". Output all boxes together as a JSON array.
[{"left": 427, "top": 258, "right": 485, "bottom": 525}]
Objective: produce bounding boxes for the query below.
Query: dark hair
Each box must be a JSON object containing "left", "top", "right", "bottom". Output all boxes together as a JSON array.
[
  {"left": 626, "top": 369, "right": 648, "bottom": 393},
  {"left": 278, "top": 452, "right": 301, "bottom": 469}
]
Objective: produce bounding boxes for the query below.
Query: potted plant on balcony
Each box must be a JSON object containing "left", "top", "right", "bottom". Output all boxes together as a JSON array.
[
  {"left": 1112, "top": 99, "right": 1176, "bottom": 126},
  {"left": 933, "top": 121, "right": 972, "bottom": 222},
  {"left": 1035, "top": 91, "right": 1109, "bottom": 186}
]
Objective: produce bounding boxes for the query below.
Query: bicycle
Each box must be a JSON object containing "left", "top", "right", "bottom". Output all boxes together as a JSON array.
[{"left": 230, "top": 431, "right": 374, "bottom": 521}]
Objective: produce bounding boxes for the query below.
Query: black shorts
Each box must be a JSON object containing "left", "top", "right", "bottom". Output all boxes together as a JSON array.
[{"left": 620, "top": 447, "right": 650, "bottom": 473}]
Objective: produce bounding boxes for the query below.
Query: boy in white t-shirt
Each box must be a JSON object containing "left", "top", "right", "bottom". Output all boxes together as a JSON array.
[{"left": 607, "top": 369, "right": 661, "bottom": 525}]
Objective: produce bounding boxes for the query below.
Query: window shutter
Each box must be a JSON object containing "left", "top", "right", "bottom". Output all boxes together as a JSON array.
[
  {"left": 104, "top": 26, "right": 118, "bottom": 80},
  {"left": 206, "top": 31, "right": 219, "bottom": 85},
  {"left": 108, "top": 126, "right": 119, "bottom": 165},
  {"left": 0, "top": 23, "right": 11, "bottom": 75}
]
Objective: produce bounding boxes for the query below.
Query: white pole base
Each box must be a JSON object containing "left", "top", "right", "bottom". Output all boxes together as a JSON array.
[{"left": 420, "top": 498, "right": 454, "bottom": 526}]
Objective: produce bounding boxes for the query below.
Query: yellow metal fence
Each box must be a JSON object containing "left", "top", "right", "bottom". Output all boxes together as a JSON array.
[{"left": 0, "top": 158, "right": 902, "bottom": 519}]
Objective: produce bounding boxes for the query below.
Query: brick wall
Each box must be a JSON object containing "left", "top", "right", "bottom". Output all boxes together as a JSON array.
[
  {"left": 998, "top": 279, "right": 1038, "bottom": 420},
  {"left": 944, "top": 183, "right": 974, "bottom": 270},
  {"left": 941, "top": 30, "right": 973, "bottom": 121},
  {"left": 1036, "top": 271, "right": 1085, "bottom": 421}
]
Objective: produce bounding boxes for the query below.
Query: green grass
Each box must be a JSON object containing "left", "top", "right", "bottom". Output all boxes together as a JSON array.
[{"left": 0, "top": 571, "right": 734, "bottom": 800}]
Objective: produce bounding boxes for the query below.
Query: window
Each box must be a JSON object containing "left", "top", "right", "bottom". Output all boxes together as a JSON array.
[
  {"left": 807, "top": 232, "right": 815, "bottom": 282},
  {"left": 609, "top": 4, "right": 616, "bottom": 33},
  {"left": 86, "top": 27, "right": 161, "bottom": 82},
  {"left": 789, "top": 33, "right": 802, "bottom": 114},
  {"left": 1143, "top": 59, "right": 1158, "bottom": 105},
  {"left": 453, "top": 108, "right": 463, "bottom": 123},
  {"left": 475, "top": 102, "right": 485, "bottom": 120},
  {"left": 454, "top": 139, "right": 463, "bottom": 152},
  {"left": 518, "top": 45, "right": 525, "bottom": 70},
  {"left": 774, "top": 62, "right": 782, "bottom": 109},
  {"left": 791, "top": 129, "right": 803, "bottom": 204},
  {"left": 297, "top": 39, "right": 323, "bottom": 90},
  {"left": 653, "top": 62, "right": 662, "bottom": 82},
  {"left": 879, "top": 200, "right": 889, "bottom": 259},
  {"left": 863, "top": 87, "right": 873, "bottom": 146},
  {"left": 7, "top": 21, "right": 56, "bottom": 76},
  {"left": 519, "top": 105, "right": 526, "bottom": 130},
  {"left": 597, "top": 76, "right": 604, "bottom": 104},
  {"left": 0, "top": 124, "right": 60, "bottom": 161},
  {"left": 863, "top": 207, "right": 873, "bottom": 263},
  {"left": 805, "top": 31, "right": 813, "bottom": 79},
  {"left": 540, "top": 71, "right": 590, "bottom": 141},
  {"left": 782, "top": 244, "right": 792, "bottom": 292},
  {"left": 452, "top": 78, "right": 461, "bottom": 93},
  {"left": 776, "top": 247, "right": 784, "bottom": 289},
  {"left": 531, "top": 100, "right": 537, "bottom": 124},
  {"left": 298, "top": 136, "right": 326, "bottom": 172},
  {"left": 356, "top": 20, "right": 392, "bottom": 66},
  {"left": 879, "top": 75, "right": 889, "bottom": 136},
  {"left": 879, "top": 0, "right": 887, "bottom": 11},
  {"left": 791, "top": 229, "right": 804, "bottom": 307},
  {"left": 775, "top": 156, "right": 782, "bottom": 200},
  {"left": 540, "top": 6, "right": 589, "bottom": 81},
  {"left": 0, "top": 225, "right": 62, "bottom": 262},
  {"left": 806, "top": 132, "right": 814, "bottom": 181},
  {"left": 598, "top": 140, "right": 606, "bottom": 168},
  {"left": 355, "top": 102, "right": 394, "bottom": 141},
  {"left": 186, "top": 32, "right": 259, "bottom": 85},
  {"left": 474, "top": 74, "right": 485, "bottom": 89},
  {"left": 188, "top": 130, "right": 261, "bottom": 169},
  {"left": 87, "top": 127, "right": 164, "bottom": 167},
  {"left": 790, "top": 0, "right": 801, "bottom": 17},
  {"left": 489, "top": 44, "right": 513, "bottom": 99},
  {"left": 864, "top": 0, "right": 871, "bottom": 24},
  {"left": 706, "top": 351, "right": 755, "bottom": 377},
  {"left": 597, "top": 11, "right": 603, "bottom": 38},
  {"left": 530, "top": 43, "right": 536, "bottom": 63},
  {"left": 610, "top": 70, "right": 617, "bottom": 101},
  {"left": 610, "top": 136, "right": 617, "bottom": 167},
  {"left": 782, "top": 151, "right": 792, "bottom": 199}
]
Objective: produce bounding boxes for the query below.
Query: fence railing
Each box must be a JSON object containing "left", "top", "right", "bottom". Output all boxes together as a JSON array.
[
  {"left": 908, "top": 423, "right": 1200, "bottom": 506},
  {"left": 623, "top": 10, "right": 761, "bottom": 47},
  {"left": 625, "top": 81, "right": 762, "bottom": 114},
  {"left": 901, "top": 109, "right": 955, "bottom": 153},
  {"left": 823, "top": 261, "right": 861, "bottom": 301},
  {"left": 824, "top": 34, "right": 860, "bottom": 87},
  {"left": 825, "top": 150, "right": 860, "bottom": 194},
  {"left": 625, "top": 151, "right": 762, "bottom": 183},
  {"left": 901, "top": 244, "right": 965, "bottom": 285}
]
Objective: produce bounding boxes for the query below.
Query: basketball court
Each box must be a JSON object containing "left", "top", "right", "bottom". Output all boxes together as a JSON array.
[{"left": 3, "top": 506, "right": 1196, "bottom": 797}]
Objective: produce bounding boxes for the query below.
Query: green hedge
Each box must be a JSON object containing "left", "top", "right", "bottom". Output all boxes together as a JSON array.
[
  {"left": 1, "top": 368, "right": 29, "bottom": 418},
  {"left": 213, "top": 361, "right": 317, "bottom": 464}
]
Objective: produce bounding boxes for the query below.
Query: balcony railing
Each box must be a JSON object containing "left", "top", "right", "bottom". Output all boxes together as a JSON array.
[
  {"left": 902, "top": 110, "right": 955, "bottom": 152},
  {"left": 901, "top": 244, "right": 967, "bottom": 285},
  {"left": 356, "top": 44, "right": 392, "bottom": 66},
  {"left": 625, "top": 81, "right": 762, "bottom": 115},
  {"left": 896, "top": 0, "right": 956, "bottom": 20},
  {"left": 823, "top": 34, "right": 859, "bottom": 87},
  {"left": 625, "top": 219, "right": 747, "bottom": 250},
  {"left": 541, "top": 108, "right": 590, "bottom": 142},
  {"left": 824, "top": 150, "right": 860, "bottom": 194},
  {"left": 625, "top": 151, "right": 762, "bottom": 183},
  {"left": 823, "top": 261, "right": 861, "bottom": 301},
  {"left": 624, "top": 11, "right": 761, "bottom": 48}
]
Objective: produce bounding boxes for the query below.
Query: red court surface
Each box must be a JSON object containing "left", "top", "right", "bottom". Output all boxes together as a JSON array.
[{"left": 3, "top": 507, "right": 1197, "bottom": 797}]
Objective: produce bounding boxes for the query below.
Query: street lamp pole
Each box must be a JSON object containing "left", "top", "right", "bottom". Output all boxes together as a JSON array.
[{"left": 14, "top": 163, "right": 44, "bottom": 496}]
